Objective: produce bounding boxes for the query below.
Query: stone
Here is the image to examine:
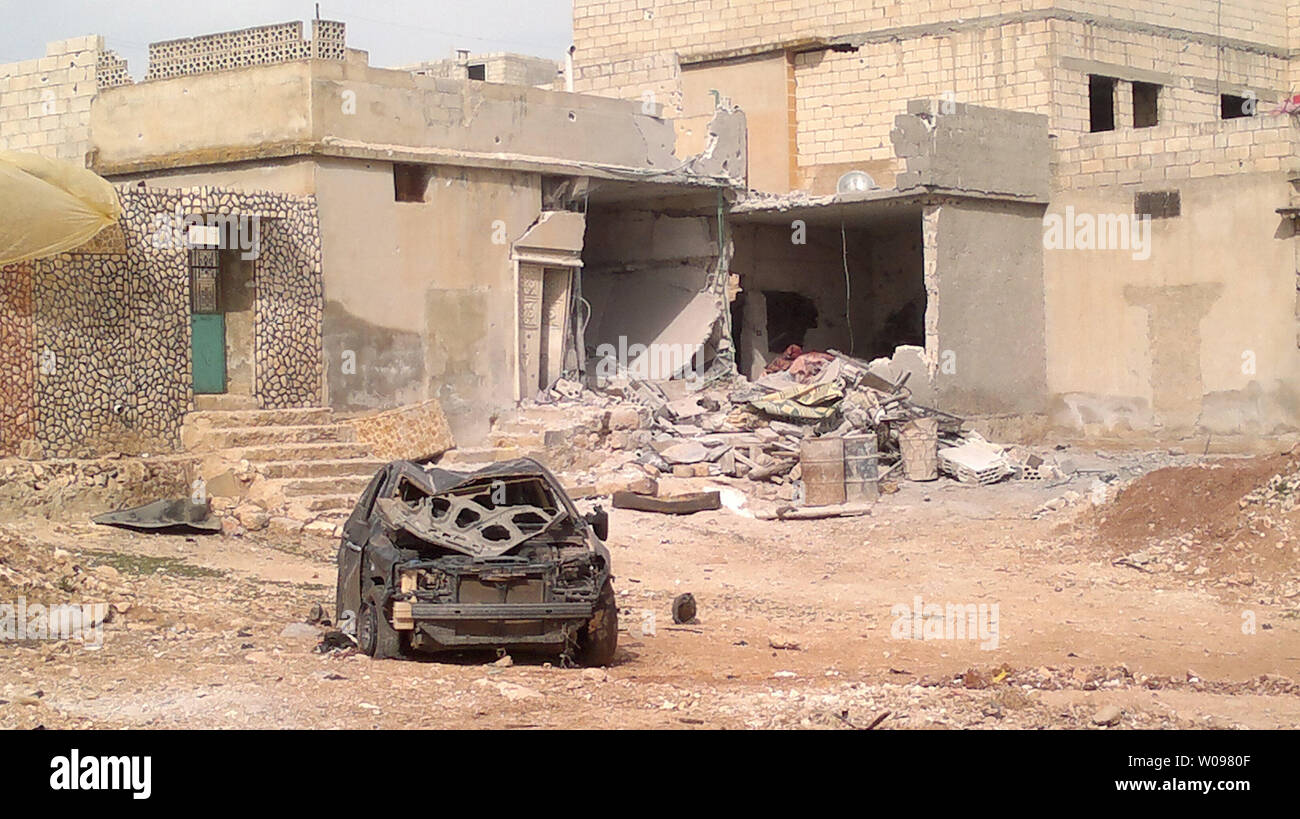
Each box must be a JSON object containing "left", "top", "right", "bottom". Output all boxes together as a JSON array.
[
  {"left": 608, "top": 406, "right": 642, "bottom": 431},
  {"left": 303, "top": 520, "right": 336, "bottom": 537},
  {"left": 768, "top": 634, "right": 802, "bottom": 651},
  {"left": 268, "top": 516, "right": 305, "bottom": 534},
  {"left": 94, "top": 565, "right": 120, "bottom": 582},
  {"left": 1092, "top": 705, "right": 1123, "bottom": 726},
  {"left": 660, "top": 441, "right": 709, "bottom": 464},
  {"left": 236, "top": 505, "right": 270, "bottom": 531},
  {"left": 497, "top": 681, "right": 542, "bottom": 701}
]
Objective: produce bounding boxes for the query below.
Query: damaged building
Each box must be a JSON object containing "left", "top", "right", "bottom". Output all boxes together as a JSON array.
[
  {"left": 572, "top": 0, "right": 1300, "bottom": 438},
  {"left": 5, "top": 0, "right": 1300, "bottom": 475},
  {"left": 0, "top": 19, "right": 745, "bottom": 462}
]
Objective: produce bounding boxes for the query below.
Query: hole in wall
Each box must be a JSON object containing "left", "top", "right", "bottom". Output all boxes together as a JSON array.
[{"left": 763, "top": 290, "right": 819, "bottom": 353}]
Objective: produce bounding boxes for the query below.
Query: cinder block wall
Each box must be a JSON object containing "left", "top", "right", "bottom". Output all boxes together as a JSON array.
[
  {"left": 573, "top": 1, "right": 1292, "bottom": 189},
  {"left": 0, "top": 35, "right": 118, "bottom": 164}
]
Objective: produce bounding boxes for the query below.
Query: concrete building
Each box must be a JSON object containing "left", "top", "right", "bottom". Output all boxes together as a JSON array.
[
  {"left": 571, "top": 0, "right": 1300, "bottom": 439},
  {"left": 404, "top": 50, "right": 563, "bottom": 89},
  {"left": 6, "top": 2, "right": 1299, "bottom": 463},
  {"left": 0, "top": 20, "right": 745, "bottom": 461}
]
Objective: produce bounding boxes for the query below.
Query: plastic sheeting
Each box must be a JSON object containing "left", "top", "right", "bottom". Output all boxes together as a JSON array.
[{"left": 0, "top": 150, "right": 122, "bottom": 266}]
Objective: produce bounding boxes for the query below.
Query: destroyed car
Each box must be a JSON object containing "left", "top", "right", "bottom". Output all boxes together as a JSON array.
[{"left": 334, "top": 457, "right": 617, "bottom": 665}]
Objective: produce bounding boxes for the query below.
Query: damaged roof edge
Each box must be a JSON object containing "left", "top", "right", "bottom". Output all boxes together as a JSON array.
[
  {"left": 730, "top": 183, "right": 1048, "bottom": 219},
  {"left": 91, "top": 139, "right": 740, "bottom": 186},
  {"left": 88, "top": 62, "right": 748, "bottom": 189}
]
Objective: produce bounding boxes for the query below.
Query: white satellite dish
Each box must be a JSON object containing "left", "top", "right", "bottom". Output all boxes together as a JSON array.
[{"left": 836, "top": 170, "right": 877, "bottom": 194}]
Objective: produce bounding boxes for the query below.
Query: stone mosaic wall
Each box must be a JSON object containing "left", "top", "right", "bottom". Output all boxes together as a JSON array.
[
  {"left": 145, "top": 20, "right": 346, "bottom": 81},
  {"left": 255, "top": 200, "right": 325, "bottom": 409},
  {"left": 0, "top": 264, "right": 35, "bottom": 455},
  {"left": 0, "top": 185, "right": 323, "bottom": 458}
]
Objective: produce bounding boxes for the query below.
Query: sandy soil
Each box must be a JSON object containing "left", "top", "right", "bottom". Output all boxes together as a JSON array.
[{"left": 2, "top": 451, "right": 1298, "bottom": 730}]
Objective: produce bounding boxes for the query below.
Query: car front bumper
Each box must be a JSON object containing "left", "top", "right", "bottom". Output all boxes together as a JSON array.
[{"left": 395, "top": 601, "right": 596, "bottom": 651}]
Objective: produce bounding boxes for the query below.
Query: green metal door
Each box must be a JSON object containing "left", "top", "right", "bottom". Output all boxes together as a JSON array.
[{"left": 191, "top": 314, "right": 226, "bottom": 394}]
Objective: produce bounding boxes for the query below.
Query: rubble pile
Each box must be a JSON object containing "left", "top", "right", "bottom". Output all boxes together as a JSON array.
[
  {"left": 0, "top": 456, "right": 193, "bottom": 519},
  {"left": 530, "top": 349, "right": 1077, "bottom": 512},
  {"left": 1240, "top": 462, "right": 1300, "bottom": 513},
  {"left": 1097, "top": 454, "right": 1300, "bottom": 601}
]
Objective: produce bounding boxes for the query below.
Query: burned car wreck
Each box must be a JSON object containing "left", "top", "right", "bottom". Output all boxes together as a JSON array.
[{"left": 335, "top": 457, "right": 617, "bottom": 665}]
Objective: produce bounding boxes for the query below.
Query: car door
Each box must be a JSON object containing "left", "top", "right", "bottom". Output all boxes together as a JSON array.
[{"left": 335, "top": 466, "right": 388, "bottom": 623}]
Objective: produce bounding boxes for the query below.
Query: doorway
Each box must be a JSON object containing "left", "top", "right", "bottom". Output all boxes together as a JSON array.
[
  {"left": 189, "top": 242, "right": 255, "bottom": 396},
  {"left": 189, "top": 245, "right": 225, "bottom": 394},
  {"left": 518, "top": 264, "right": 574, "bottom": 396}
]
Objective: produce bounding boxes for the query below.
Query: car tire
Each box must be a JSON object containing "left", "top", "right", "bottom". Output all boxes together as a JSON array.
[
  {"left": 575, "top": 580, "right": 618, "bottom": 667},
  {"left": 359, "top": 588, "right": 403, "bottom": 660}
]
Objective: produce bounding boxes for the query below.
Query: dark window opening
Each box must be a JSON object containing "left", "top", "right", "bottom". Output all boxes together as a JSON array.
[
  {"left": 1089, "top": 75, "right": 1117, "bottom": 133},
  {"left": 393, "top": 163, "right": 433, "bottom": 203},
  {"left": 1132, "top": 81, "right": 1160, "bottom": 128},
  {"left": 1135, "top": 190, "right": 1181, "bottom": 219},
  {"left": 466, "top": 63, "right": 486, "bottom": 81},
  {"left": 762, "top": 290, "right": 819, "bottom": 353},
  {"left": 1221, "top": 94, "right": 1252, "bottom": 119},
  {"left": 729, "top": 289, "right": 747, "bottom": 365}
]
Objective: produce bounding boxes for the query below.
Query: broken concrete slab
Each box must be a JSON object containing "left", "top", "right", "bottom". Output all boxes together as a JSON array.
[
  {"left": 611, "top": 490, "right": 721, "bottom": 514},
  {"left": 346, "top": 398, "right": 455, "bottom": 460},
  {"left": 659, "top": 440, "right": 710, "bottom": 464}
]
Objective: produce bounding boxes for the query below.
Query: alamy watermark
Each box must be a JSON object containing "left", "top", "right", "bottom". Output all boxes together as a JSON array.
[
  {"left": 1043, "top": 207, "right": 1152, "bottom": 261},
  {"left": 50, "top": 749, "right": 151, "bottom": 800},
  {"left": 1, "top": 597, "right": 106, "bottom": 648},
  {"left": 593, "top": 337, "right": 707, "bottom": 386},
  {"left": 891, "top": 596, "right": 1000, "bottom": 651},
  {"left": 149, "top": 211, "right": 262, "bottom": 260}
]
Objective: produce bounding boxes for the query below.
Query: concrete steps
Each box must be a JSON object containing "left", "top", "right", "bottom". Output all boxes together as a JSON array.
[
  {"left": 487, "top": 430, "right": 546, "bottom": 448},
  {"left": 187, "top": 423, "right": 357, "bottom": 450},
  {"left": 260, "top": 458, "right": 385, "bottom": 480},
  {"left": 186, "top": 407, "right": 334, "bottom": 428},
  {"left": 236, "top": 442, "right": 374, "bottom": 462},
  {"left": 281, "top": 474, "right": 375, "bottom": 499},
  {"left": 462, "top": 404, "right": 623, "bottom": 474},
  {"left": 291, "top": 493, "right": 361, "bottom": 514},
  {"left": 193, "top": 394, "right": 260, "bottom": 411},
  {"left": 182, "top": 406, "right": 383, "bottom": 528}
]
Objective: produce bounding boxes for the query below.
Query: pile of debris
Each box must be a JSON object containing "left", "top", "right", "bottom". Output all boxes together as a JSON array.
[
  {"left": 578, "top": 348, "right": 1059, "bottom": 511},
  {"left": 1240, "top": 461, "right": 1300, "bottom": 514}
]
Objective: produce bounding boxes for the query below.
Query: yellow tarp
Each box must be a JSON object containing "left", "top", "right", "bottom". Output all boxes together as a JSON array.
[{"left": 0, "top": 150, "right": 122, "bottom": 266}]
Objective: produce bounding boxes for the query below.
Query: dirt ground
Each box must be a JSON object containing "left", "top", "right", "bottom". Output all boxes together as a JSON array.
[{"left": 2, "top": 449, "right": 1299, "bottom": 730}]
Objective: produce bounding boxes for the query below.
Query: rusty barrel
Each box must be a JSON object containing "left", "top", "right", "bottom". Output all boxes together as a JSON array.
[
  {"left": 899, "top": 418, "right": 938, "bottom": 481},
  {"left": 843, "top": 433, "right": 880, "bottom": 502},
  {"left": 799, "top": 436, "right": 846, "bottom": 506}
]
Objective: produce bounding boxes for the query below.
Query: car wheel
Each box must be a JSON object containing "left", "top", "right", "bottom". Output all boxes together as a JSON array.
[
  {"left": 575, "top": 580, "right": 618, "bottom": 667},
  {"left": 360, "top": 588, "right": 403, "bottom": 660}
]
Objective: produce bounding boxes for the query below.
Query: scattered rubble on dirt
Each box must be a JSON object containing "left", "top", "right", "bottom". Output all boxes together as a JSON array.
[
  {"left": 1090, "top": 453, "right": 1300, "bottom": 604},
  {"left": 464, "top": 348, "right": 1190, "bottom": 527}
]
